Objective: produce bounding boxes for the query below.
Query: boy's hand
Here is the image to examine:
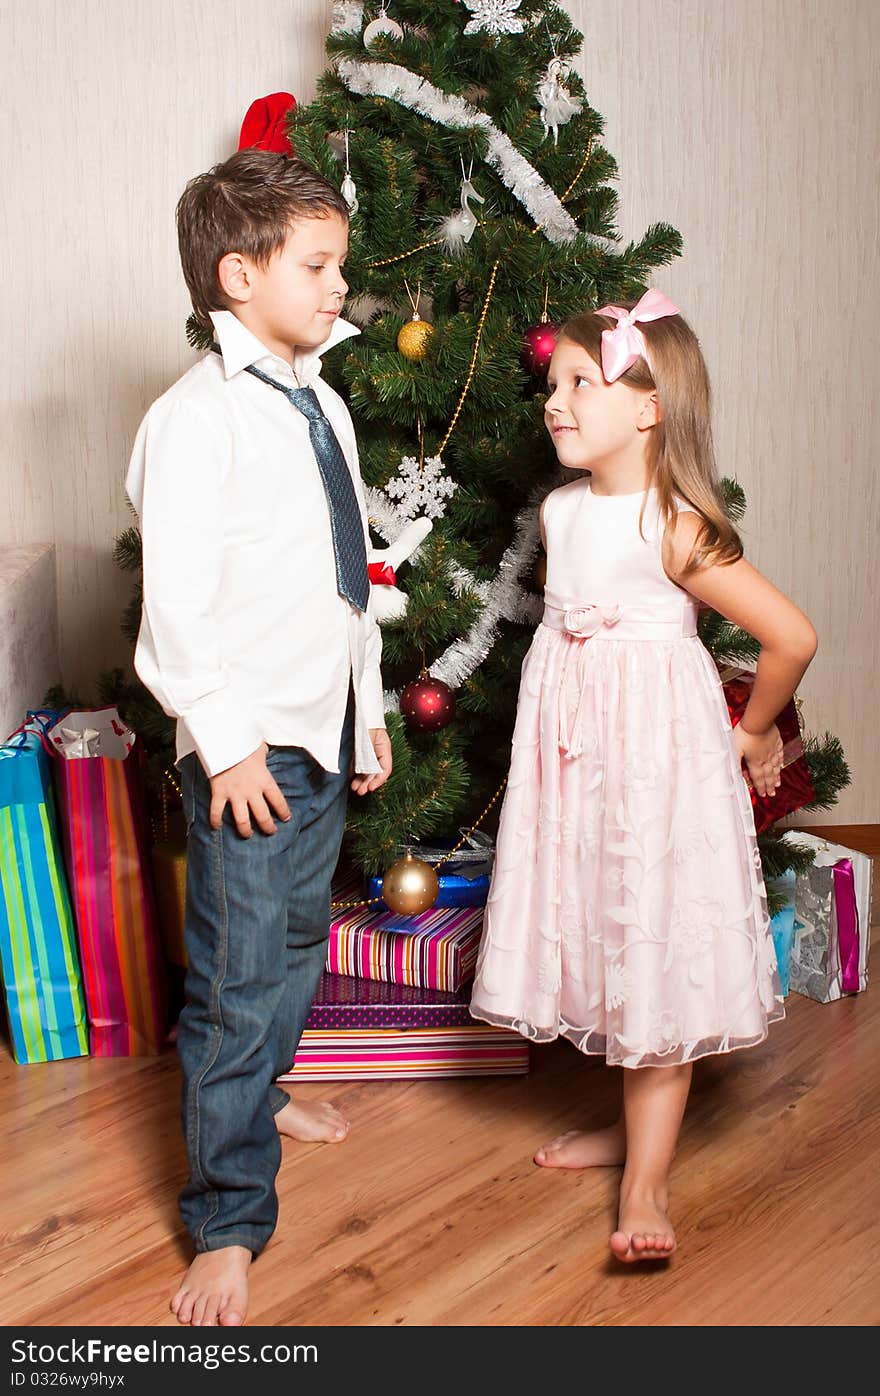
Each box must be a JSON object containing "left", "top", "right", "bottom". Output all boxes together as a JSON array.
[
  {"left": 734, "top": 722, "right": 784, "bottom": 799},
  {"left": 350, "top": 728, "right": 393, "bottom": 796},
  {"left": 209, "top": 743, "right": 291, "bottom": 838}
]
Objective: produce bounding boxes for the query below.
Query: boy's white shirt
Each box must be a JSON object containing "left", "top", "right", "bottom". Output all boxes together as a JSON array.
[{"left": 125, "top": 308, "right": 385, "bottom": 778}]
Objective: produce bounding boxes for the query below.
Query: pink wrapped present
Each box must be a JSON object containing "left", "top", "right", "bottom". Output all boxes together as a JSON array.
[{"left": 282, "top": 1027, "right": 529, "bottom": 1080}]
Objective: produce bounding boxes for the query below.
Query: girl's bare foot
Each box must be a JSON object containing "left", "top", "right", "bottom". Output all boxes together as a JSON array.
[
  {"left": 274, "top": 1092, "right": 349, "bottom": 1143},
  {"left": 610, "top": 1185, "right": 676, "bottom": 1262},
  {"left": 533, "top": 1119, "right": 626, "bottom": 1169},
  {"left": 171, "top": 1246, "right": 251, "bottom": 1326}
]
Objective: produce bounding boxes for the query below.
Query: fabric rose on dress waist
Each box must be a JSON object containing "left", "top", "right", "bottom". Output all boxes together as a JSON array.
[{"left": 562, "top": 603, "right": 621, "bottom": 638}]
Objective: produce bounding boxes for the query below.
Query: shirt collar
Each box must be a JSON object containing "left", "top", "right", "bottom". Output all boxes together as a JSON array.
[{"left": 208, "top": 309, "right": 361, "bottom": 385}]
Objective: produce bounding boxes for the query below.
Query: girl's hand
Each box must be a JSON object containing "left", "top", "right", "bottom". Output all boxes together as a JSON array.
[{"left": 734, "top": 722, "right": 784, "bottom": 798}]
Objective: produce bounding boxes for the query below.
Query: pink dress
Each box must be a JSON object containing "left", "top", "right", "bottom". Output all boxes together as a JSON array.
[{"left": 470, "top": 480, "right": 784, "bottom": 1068}]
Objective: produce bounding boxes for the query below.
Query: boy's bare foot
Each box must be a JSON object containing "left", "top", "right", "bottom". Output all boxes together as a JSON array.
[
  {"left": 171, "top": 1246, "right": 251, "bottom": 1326},
  {"left": 274, "top": 1092, "right": 349, "bottom": 1143},
  {"left": 533, "top": 1119, "right": 626, "bottom": 1169},
  {"left": 610, "top": 1186, "right": 676, "bottom": 1262}
]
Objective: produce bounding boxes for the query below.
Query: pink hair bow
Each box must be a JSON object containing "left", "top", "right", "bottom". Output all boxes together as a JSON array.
[{"left": 595, "top": 288, "right": 681, "bottom": 383}]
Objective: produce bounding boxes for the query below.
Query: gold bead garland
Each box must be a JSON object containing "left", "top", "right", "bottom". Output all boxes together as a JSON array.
[
  {"left": 366, "top": 238, "right": 445, "bottom": 269},
  {"left": 151, "top": 767, "right": 183, "bottom": 843},
  {"left": 437, "top": 258, "right": 500, "bottom": 456},
  {"left": 530, "top": 134, "right": 595, "bottom": 238},
  {"left": 431, "top": 775, "right": 507, "bottom": 872},
  {"left": 561, "top": 134, "right": 594, "bottom": 204}
]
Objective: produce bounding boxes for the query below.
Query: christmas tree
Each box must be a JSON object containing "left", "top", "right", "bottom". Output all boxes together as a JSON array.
[{"left": 107, "top": 0, "right": 847, "bottom": 899}]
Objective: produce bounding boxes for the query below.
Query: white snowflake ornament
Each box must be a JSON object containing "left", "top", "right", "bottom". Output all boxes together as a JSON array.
[
  {"left": 385, "top": 454, "right": 457, "bottom": 521},
  {"left": 462, "top": 1, "right": 525, "bottom": 38}
]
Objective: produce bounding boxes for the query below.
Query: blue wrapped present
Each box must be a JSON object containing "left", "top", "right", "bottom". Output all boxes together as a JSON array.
[{"left": 369, "top": 832, "right": 494, "bottom": 908}]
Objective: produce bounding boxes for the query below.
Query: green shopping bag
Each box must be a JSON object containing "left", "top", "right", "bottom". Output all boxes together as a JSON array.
[{"left": 0, "top": 717, "right": 88, "bottom": 1062}]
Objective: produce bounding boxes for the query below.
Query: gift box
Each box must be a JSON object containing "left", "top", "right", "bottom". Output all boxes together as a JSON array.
[
  {"left": 45, "top": 707, "right": 168, "bottom": 1055},
  {"left": 328, "top": 878, "right": 483, "bottom": 990},
  {"left": 0, "top": 720, "right": 89, "bottom": 1063},
  {"left": 783, "top": 832, "right": 873, "bottom": 1003},
  {"left": 282, "top": 1026, "right": 529, "bottom": 1080},
  {"left": 280, "top": 973, "right": 528, "bottom": 1079},
  {"left": 151, "top": 836, "right": 188, "bottom": 968},
  {"left": 367, "top": 831, "right": 494, "bottom": 909},
  {"left": 719, "top": 666, "right": 815, "bottom": 834},
  {"left": 766, "top": 870, "right": 797, "bottom": 997},
  {"left": 303, "top": 970, "right": 476, "bottom": 1030}
]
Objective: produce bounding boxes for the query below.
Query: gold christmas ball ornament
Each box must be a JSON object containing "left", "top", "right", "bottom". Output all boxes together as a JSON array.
[
  {"left": 397, "top": 314, "right": 435, "bottom": 361},
  {"left": 381, "top": 851, "right": 439, "bottom": 915}
]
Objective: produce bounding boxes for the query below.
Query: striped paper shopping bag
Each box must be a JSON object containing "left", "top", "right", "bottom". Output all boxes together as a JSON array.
[
  {"left": 0, "top": 722, "right": 88, "bottom": 1063},
  {"left": 47, "top": 708, "right": 167, "bottom": 1056}
]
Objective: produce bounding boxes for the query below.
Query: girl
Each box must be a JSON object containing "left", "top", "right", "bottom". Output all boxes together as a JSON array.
[{"left": 470, "top": 290, "right": 817, "bottom": 1263}]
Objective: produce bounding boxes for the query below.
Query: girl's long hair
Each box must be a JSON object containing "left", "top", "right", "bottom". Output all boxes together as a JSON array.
[{"left": 559, "top": 305, "right": 742, "bottom": 573}]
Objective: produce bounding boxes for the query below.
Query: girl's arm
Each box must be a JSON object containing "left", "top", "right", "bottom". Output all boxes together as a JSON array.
[{"left": 663, "top": 513, "right": 818, "bottom": 794}]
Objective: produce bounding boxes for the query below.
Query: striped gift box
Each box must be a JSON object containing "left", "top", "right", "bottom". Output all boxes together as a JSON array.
[
  {"left": 282, "top": 1027, "right": 529, "bottom": 1080},
  {"left": 327, "top": 880, "right": 484, "bottom": 991}
]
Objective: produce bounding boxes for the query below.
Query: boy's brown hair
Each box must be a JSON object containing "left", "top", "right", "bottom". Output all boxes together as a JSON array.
[{"left": 176, "top": 149, "right": 349, "bottom": 328}]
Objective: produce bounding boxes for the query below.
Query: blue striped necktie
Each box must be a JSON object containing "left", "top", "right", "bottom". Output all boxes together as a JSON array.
[{"left": 216, "top": 348, "right": 370, "bottom": 612}]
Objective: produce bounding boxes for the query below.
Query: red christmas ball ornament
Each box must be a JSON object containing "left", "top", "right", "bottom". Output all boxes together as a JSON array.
[
  {"left": 520, "top": 320, "right": 558, "bottom": 377},
  {"left": 400, "top": 671, "right": 457, "bottom": 732}
]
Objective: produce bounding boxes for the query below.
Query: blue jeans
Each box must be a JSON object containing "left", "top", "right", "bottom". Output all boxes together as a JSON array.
[{"left": 177, "top": 688, "right": 354, "bottom": 1255}]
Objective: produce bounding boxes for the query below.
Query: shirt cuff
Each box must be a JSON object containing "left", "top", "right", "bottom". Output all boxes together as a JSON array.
[
  {"left": 358, "top": 665, "right": 386, "bottom": 730},
  {"left": 180, "top": 688, "right": 264, "bottom": 777}
]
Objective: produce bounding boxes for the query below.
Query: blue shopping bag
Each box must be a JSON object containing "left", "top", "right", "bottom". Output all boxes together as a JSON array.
[{"left": 0, "top": 716, "right": 88, "bottom": 1062}]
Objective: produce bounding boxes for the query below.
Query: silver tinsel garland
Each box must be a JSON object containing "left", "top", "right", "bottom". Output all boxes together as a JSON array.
[
  {"left": 369, "top": 489, "right": 548, "bottom": 716},
  {"left": 338, "top": 58, "right": 589, "bottom": 248},
  {"left": 428, "top": 495, "right": 545, "bottom": 695},
  {"left": 331, "top": 5, "right": 614, "bottom": 250}
]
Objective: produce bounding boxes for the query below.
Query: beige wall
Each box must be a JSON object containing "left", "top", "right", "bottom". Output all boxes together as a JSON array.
[{"left": 2, "top": 0, "right": 877, "bottom": 820}]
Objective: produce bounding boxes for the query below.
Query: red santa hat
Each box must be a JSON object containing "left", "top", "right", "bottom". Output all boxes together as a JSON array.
[{"left": 238, "top": 93, "right": 297, "bottom": 154}]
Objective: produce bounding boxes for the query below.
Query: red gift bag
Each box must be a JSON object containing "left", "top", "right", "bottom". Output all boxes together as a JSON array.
[
  {"left": 719, "top": 667, "right": 815, "bottom": 834},
  {"left": 46, "top": 708, "right": 168, "bottom": 1056}
]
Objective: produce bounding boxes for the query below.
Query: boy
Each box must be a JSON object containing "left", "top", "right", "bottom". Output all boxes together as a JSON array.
[{"left": 125, "top": 150, "right": 392, "bottom": 1327}]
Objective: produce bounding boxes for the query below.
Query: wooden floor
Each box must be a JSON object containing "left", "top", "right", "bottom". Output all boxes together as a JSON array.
[{"left": 2, "top": 827, "right": 878, "bottom": 1328}]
